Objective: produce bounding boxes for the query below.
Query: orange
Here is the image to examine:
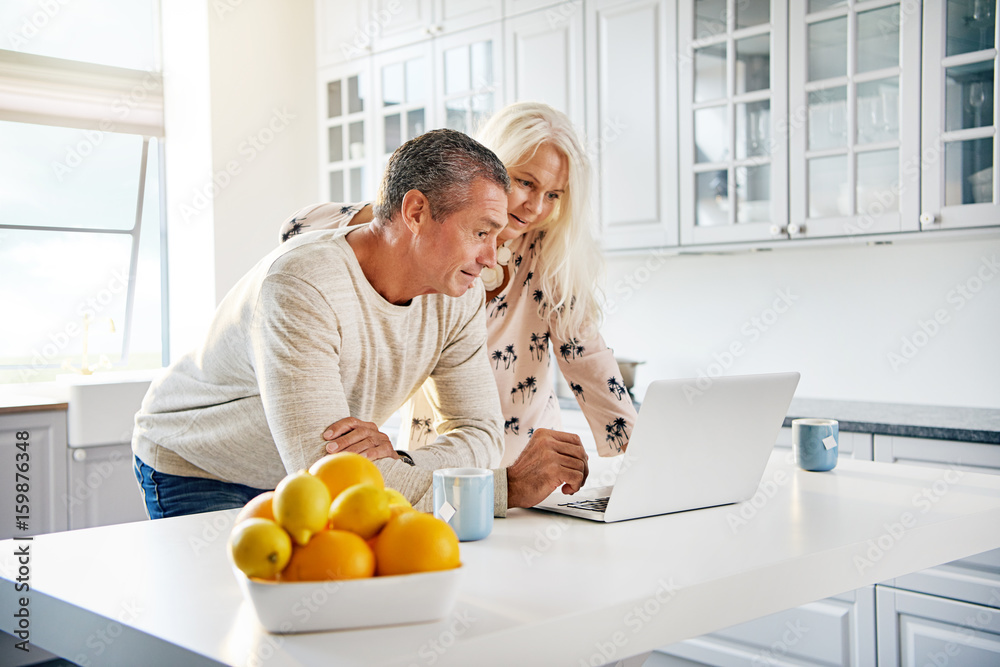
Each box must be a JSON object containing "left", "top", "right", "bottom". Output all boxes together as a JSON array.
[
  {"left": 328, "top": 483, "right": 391, "bottom": 540},
  {"left": 273, "top": 470, "right": 332, "bottom": 546},
  {"left": 309, "top": 452, "right": 385, "bottom": 502},
  {"left": 374, "top": 512, "right": 461, "bottom": 576},
  {"left": 281, "top": 529, "right": 375, "bottom": 581},
  {"left": 228, "top": 518, "right": 292, "bottom": 580},
  {"left": 234, "top": 491, "right": 275, "bottom": 525}
]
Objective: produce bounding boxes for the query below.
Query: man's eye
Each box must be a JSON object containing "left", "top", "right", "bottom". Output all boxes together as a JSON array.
[{"left": 521, "top": 179, "right": 532, "bottom": 187}]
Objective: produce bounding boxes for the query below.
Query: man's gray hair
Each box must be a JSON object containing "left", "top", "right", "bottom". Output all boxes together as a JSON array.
[{"left": 373, "top": 128, "right": 510, "bottom": 223}]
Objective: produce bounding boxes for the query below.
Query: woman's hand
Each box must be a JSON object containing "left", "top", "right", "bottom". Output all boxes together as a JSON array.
[{"left": 322, "top": 417, "right": 399, "bottom": 461}]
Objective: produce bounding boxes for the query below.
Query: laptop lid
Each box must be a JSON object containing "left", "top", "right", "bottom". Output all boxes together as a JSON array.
[{"left": 600, "top": 371, "right": 800, "bottom": 522}]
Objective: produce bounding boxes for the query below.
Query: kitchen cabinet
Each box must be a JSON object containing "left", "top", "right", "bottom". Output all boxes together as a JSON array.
[
  {"left": 0, "top": 409, "right": 67, "bottom": 539},
  {"left": 660, "top": 587, "right": 876, "bottom": 666},
  {"left": 365, "top": 0, "right": 502, "bottom": 53},
  {"left": 920, "top": 0, "right": 999, "bottom": 231},
  {"left": 678, "top": 0, "right": 790, "bottom": 245},
  {"left": 372, "top": 40, "right": 435, "bottom": 176},
  {"left": 320, "top": 60, "right": 376, "bottom": 206},
  {"left": 504, "top": 3, "right": 586, "bottom": 131},
  {"left": 66, "top": 443, "right": 147, "bottom": 530},
  {"left": 788, "top": 0, "right": 922, "bottom": 239},
  {"left": 433, "top": 22, "right": 505, "bottom": 135},
  {"left": 876, "top": 587, "right": 1000, "bottom": 666},
  {"left": 586, "top": 0, "right": 679, "bottom": 249}
]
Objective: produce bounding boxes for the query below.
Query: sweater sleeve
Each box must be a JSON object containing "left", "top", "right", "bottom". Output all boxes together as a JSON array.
[
  {"left": 249, "top": 272, "right": 353, "bottom": 474},
  {"left": 408, "top": 288, "right": 505, "bottom": 471},
  {"left": 552, "top": 329, "right": 638, "bottom": 456}
]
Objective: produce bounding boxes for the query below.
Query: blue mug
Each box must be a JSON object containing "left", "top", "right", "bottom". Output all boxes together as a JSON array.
[
  {"left": 793, "top": 418, "right": 839, "bottom": 472},
  {"left": 433, "top": 468, "right": 493, "bottom": 541}
]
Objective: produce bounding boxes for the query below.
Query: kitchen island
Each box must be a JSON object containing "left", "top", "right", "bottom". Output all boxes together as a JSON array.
[{"left": 2, "top": 450, "right": 1000, "bottom": 666}]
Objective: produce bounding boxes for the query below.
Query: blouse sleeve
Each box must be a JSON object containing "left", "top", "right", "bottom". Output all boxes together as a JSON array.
[
  {"left": 278, "top": 202, "right": 370, "bottom": 244},
  {"left": 551, "top": 329, "right": 638, "bottom": 456}
]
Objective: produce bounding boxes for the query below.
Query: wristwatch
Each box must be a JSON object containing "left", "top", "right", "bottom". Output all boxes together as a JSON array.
[{"left": 395, "top": 450, "right": 415, "bottom": 466}]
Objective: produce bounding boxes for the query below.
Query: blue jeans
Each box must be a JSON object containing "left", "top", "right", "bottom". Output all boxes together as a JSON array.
[{"left": 133, "top": 456, "right": 271, "bottom": 519}]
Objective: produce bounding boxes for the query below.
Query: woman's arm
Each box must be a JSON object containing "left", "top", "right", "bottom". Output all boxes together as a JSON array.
[{"left": 278, "top": 202, "right": 373, "bottom": 243}]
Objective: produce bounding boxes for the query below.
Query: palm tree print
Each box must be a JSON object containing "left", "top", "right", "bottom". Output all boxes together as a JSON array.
[
  {"left": 514, "top": 255, "right": 522, "bottom": 270},
  {"left": 571, "top": 382, "right": 585, "bottom": 402},
  {"left": 522, "top": 271, "right": 533, "bottom": 289},
  {"left": 559, "top": 342, "right": 573, "bottom": 361},
  {"left": 533, "top": 289, "right": 543, "bottom": 305},
  {"left": 526, "top": 428, "right": 535, "bottom": 439},
  {"left": 503, "top": 344, "right": 517, "bottom": 370},
  {"left": 607, "top": 376, "right": 628, "bottom": 401},
  {"left": 339, "top": 204, "right": 358, "bottom": 215},
  {"left": 409, "top": 417, "right": 435, "bottom": 447},
  {"left": 524, "top": 376, "right": 537, "bottom": 402},
  {"left": 491, "top": 349, "right": 505, "bottom": 369},
  {"left": 281, "top": 216, "right": 309, "bottom": 242},
  {"left": 489, "top": 294, "right": 508, "bottom": 318},
  {"left": 504, "top": 416, "right": 520, "bottom": 435},
  {"left": 571, "top": 338, "right": 585, "bottom": 358},
  {"left": 529, "top": 332, "right": 549, "bottom": 361},
  {"left": 605, "top": 418, "right": 628, "bottom": 451}
]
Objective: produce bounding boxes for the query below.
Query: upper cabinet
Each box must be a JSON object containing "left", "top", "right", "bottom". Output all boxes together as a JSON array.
[
  {"left": 317, "top": 0, "right": 999, "bottom": 249},
  {"left": 679, "top": 0, "right": 789, "bottom": 245},
  {"left": 587, "top": 0, "right": 679, "bottom": 249},
  {"left": 921, "top": 0, "right": 998, "bottom": 230},
  {"left": 789, "top": 0, "right": 922, "bottom": 239},
  {"left": 321, "top": 60, "right": 375, "bottom": 205}
]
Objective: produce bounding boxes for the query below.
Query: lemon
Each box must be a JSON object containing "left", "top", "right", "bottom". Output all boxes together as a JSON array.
[
  {"left": 384, "top": 487, "right": 412, "bottom": 509},
  {"left": 309, "top": 452, "right": 384, "bottom": 502},
  {"left": 273, "top": 470, "right": 331, "bottom": 546},
  {"left": 228, "top": 518, "right": 292, "bottom": 579},
  {"left": 328, "top": 483, "right": 391, "bottom": 540}
]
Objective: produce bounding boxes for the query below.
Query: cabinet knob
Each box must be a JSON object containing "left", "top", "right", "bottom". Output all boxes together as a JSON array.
[
  {"left": 920, "top": 212, "right": 938, "bottom": 225},
  {"left": 770, "top": 224, "right": 783, "bottom": 235},
  {"left": 73, "top": 449, "right": 87, "bottom": 462},
  {"left": 787, "top": 223, "right": 802, "bottom": 235}
]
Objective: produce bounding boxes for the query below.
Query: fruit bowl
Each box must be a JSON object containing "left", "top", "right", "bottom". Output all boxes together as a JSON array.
[{"left": 234, "top": 566, "right": 464, "bottom": 633}]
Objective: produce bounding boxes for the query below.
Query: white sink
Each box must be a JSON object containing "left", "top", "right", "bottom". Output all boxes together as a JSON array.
[{"left": 59, "top": 371, "right": 161, "bottom": 447}]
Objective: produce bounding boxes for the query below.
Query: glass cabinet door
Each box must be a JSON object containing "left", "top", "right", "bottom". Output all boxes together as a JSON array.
[
  {"left": 373, "top": 43, "right": 434, "bottom": 174},
  {"left": 921, "top": 0, "right": 999, "bottom": 230},
  {"left": 434, "top": 24, "right": 503, "bottom": 136},
  {"left": 679, "top": 0, "right": 789, "bottom": 245},
  {"left": 323, "top": 63, "right": 373, "bottom": 204},
  {"left": 789, "top": 0, "right": 921, "bottom": 238}
]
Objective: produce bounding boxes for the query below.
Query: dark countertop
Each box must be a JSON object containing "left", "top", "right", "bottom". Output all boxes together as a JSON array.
[
  {"left": 559, "top": 396, "right": 1000, "bottom": 445},
  {"left": 784, "top": 398, "right": 1000, "bottom": 445}
]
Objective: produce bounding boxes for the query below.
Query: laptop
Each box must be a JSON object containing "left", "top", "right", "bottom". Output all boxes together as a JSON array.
[{"left": 533, "top": 372, "right": 800, "bottom": 522}]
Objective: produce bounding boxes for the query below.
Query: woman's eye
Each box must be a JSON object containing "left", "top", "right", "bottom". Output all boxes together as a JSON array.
[{"left": 547, "top": 192, "right": 560, "bottom": 200}]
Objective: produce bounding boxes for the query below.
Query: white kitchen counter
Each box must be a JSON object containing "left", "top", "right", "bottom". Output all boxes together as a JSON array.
[{"left": 2, "top": 451, "right": 1000, "bottom": 666}]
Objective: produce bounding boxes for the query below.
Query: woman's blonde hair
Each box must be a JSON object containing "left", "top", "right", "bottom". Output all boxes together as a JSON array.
[{"left": 476, "top": 102, "right": 604, "bottom": 342}]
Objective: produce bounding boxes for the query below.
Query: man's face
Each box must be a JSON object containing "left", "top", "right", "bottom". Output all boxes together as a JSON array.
[{"left": 418, "top": 179, "right": 508, "bottom": 297}]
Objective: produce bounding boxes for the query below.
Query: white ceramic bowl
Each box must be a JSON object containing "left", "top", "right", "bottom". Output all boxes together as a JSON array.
[{"left": 234, "top": 566, "right": 464, "bottom": 633}]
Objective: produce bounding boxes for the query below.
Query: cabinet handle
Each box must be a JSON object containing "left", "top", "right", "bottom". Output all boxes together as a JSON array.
[
  {"left": 770, "top": 224, "right": 784, "bottom": 235},
  {"left": 73, "top": 449, "right": 87, "bottom": 462},
  {"left": 787, "top": 223, "right": 803, "bottom": 235},
  {"left": 919, "top": 212, "right": 939, "bottom": 225}
]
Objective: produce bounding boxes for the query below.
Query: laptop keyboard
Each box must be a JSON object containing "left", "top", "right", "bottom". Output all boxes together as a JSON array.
[{"left": 558, "top": 496, "right": 610, "bottom": 513}]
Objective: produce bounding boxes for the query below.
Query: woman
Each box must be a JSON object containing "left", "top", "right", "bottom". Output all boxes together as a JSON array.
[{"left": 280, "top": 102, "right": 636, "bottom": 465}]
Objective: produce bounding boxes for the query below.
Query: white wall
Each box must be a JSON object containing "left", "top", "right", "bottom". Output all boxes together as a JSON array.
[
  {"left": 162, "top": 0, "right": 318, "bottom": 357},
  {"left": 208, "top": 0, "right": 319, "bottom": 303},
  {"left": 600, "top": 235, "right": 1000, "bottom": 409}
]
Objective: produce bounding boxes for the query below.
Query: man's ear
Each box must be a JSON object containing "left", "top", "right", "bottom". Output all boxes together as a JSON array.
[{"left": 399, "top": 189, "right": 432, "bottom": 236}]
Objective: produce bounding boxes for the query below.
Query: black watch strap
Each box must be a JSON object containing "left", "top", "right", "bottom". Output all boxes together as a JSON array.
[{"left": 396, "top": 450, "right": 415, "bottom": 466}]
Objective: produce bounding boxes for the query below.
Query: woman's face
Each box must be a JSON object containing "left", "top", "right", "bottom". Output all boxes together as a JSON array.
[{"left": 499, "top": 142, "right": 569, "bottom": 243}]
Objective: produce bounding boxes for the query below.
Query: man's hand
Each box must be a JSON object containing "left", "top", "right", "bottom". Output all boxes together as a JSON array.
[
  {"left": 506, "top": 429, "right": 589, "bottom": 509},
  {"left": 323, "top": 417, "right": 399, "bottom": 461}
]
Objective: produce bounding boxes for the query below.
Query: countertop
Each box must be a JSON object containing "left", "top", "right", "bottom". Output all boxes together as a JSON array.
[
  {"left": 3, "top": 451, "right": 1000, "bottom": 666},
  {"left": 559, "top": 396, "right": 1000, "bottom": 445}
]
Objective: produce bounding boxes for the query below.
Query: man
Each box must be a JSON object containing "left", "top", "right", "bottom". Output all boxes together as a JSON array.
[{"left": 132, "top": 129, "right": 588, "bottom": 519}]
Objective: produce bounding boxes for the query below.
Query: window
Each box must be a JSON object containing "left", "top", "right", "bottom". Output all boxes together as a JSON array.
[{"left": 0, "top": 1, "right": 164, "bottom": 384}]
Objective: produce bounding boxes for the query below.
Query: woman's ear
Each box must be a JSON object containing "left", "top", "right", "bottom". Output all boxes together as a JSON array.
[{"left": 399, "top": 189, "right": 432, "bottom": 236}]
